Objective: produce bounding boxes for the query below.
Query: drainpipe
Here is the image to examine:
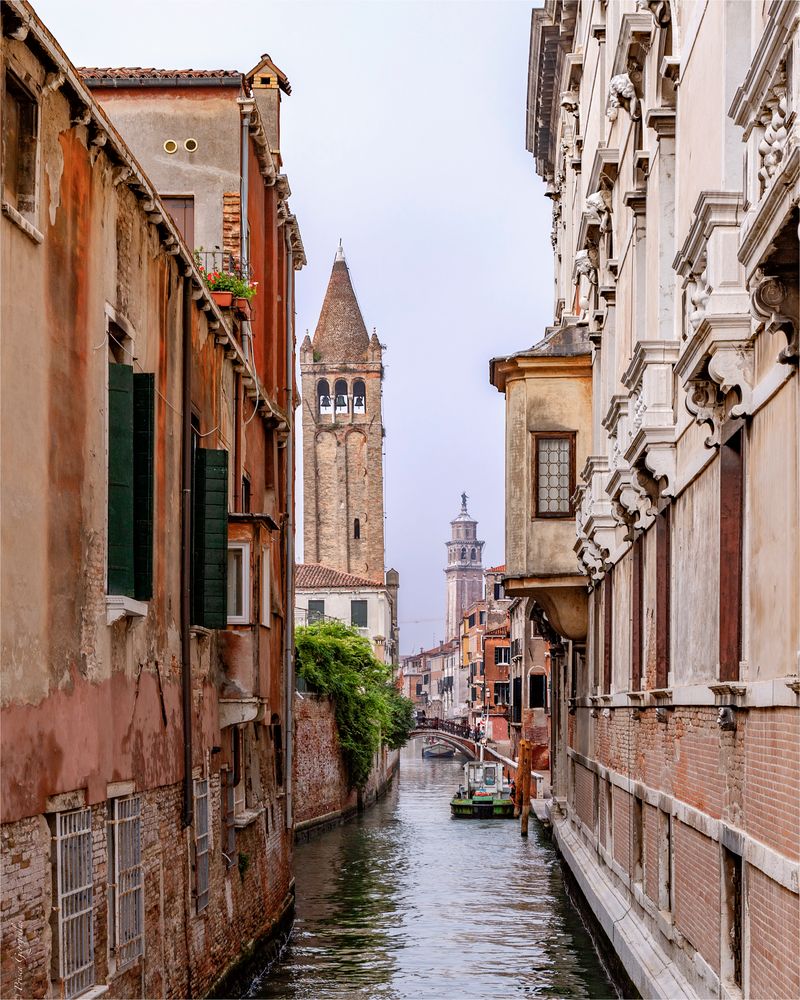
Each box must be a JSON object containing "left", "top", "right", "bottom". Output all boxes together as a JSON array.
[
  {"left": 239, "top": 99, "right": 253, "bottom": 273},
  {"left": 283, "top": 232, "right": 295, "bottom": 830},
  {"left": 181, "top": 275, "right": 194, "bottom": 828}
]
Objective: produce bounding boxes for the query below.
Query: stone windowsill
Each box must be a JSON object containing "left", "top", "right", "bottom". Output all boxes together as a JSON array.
[
  {"left": 77, "top": 987, "right": 109, "bottom": 1000},
  {"left": 233, "top": 807, "right": 264, "bottom": 829},
  {"left": 106, "top": 595, "right": 148, "bottom": 625},
  {"left": 2, "top": 201, "right": 43, "bottom": 244}
]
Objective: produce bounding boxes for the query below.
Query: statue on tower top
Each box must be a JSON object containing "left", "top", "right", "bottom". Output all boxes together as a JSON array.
[{"left": 461, "top": 492, "right": 468, "bottom": 512}]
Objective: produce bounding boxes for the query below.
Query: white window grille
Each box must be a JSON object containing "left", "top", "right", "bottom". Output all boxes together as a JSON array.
[
  {"left": 223, "top": 772, "right": 236, "bottom": 869},
  {"left": 260, "top": 547, "right": 271, "bottom": 627},
  {"left": 227, "top": 541, "right": 250, "bottom": 624},
  {"left": 193, "top": 779, "right": 210, "bottom": 912},
  {"left": 55, "top": 808, "right": 94, "bottom": 999},
  {"left": 233, "top": 728, "right": 246, "bottom": 817},
  {"left": 109, "top": 796, "right": 144, "bottom": 969}
]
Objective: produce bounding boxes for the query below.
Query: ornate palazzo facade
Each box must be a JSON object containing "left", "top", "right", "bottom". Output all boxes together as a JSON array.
[{"left": 493, "top": 2, "right": 799, "bottom": 997}]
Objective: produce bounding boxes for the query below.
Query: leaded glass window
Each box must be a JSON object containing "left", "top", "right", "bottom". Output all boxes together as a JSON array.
[{"left": 533, "top": 434, "right": 574, "bottom": 517}]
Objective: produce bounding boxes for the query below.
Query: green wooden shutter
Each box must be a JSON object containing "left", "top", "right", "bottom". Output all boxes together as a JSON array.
[
  {"left": 192, "top": 448, "right": 228, "bottom": 628},
  {"left": 108, "top": 363, "right": 135, "bottom": 596},
  {"left": 133, "top": 373, "right": 155, "bottom": 601}
]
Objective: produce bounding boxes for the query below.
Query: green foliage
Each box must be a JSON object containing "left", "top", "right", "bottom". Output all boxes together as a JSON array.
[
  {"left": 238, "top": 851, "right": 249, "bottom": 880},
  {"left": 295, "top": 621, "right": 415, "bottom": 789}
]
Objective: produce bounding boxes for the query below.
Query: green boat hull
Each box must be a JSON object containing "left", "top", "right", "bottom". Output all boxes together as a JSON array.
[{"left": 450, "top": 796, "right": 515, "bottom": 818}]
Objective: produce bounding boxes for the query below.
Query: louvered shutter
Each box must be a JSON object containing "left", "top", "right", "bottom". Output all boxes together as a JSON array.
[
  {"left": 133, "top": 374, "right": 155, "bottom": 600},
  {"left": 192, "top": 448, "right": 228, "bottom": 628},
  {"left": 108, "top": 363, "right": 135, "bottom": 596}
]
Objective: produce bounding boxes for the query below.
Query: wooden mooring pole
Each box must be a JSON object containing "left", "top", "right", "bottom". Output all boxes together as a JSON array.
[
  {"left": 513, "top": 740, "right": 526, "bottom": 818},
  {"left": 520, "top": 741, "right": 531, "bottom": 838}
]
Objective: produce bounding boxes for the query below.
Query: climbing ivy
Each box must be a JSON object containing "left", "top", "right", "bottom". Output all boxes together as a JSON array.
[{"left": 295, "top": 621, "right": 415, "bottom": 789}]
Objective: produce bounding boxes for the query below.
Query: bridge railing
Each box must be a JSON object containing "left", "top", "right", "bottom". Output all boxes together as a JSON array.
[{"left": 414, "top": 716, "right": 476, "bottom": 741}]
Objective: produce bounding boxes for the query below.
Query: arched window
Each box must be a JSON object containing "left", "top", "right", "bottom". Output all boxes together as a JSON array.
[
  {"left": 354, "top": 518, "right": 361, "bottom": 539},
  {"left": 317, "top": 378, "right": 332, "bottom": 414},
  {"left": 353, "top": 379, "right": 366, "bottom": 414},
  {"left": 334, "top": 378, "right": 348, "bottom": 414},
  {"left": 471, "top": 548, "right": 476, "bottom": 560},
  {"left": 460, "top": 547, "right": 466, "bottom": 560}
]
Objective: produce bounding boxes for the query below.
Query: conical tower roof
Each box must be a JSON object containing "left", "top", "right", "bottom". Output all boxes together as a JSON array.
[{"left": 312, "top": 243, "right": 370, "bottom": 362}]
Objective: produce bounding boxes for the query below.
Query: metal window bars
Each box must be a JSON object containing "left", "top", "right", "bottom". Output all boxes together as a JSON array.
[
  {"left": 195, "top": 249, "right": 250, "bottom": 282},
  {"left": 110, "top": 796, "right": 144, "bottom": 969},
  {"left": 223, "top": 773, "right": 236, "bottom": 869},
  {"left": 193, "top": 779, "right": 210, "bottom": 912},
  {"left": 55, "top": 809, "right": 94, "bottom": 999}
]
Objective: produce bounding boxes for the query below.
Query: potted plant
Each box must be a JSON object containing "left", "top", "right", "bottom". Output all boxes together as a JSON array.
[{"left": 194, "top": 251, "right": 258, "bottom": 310}]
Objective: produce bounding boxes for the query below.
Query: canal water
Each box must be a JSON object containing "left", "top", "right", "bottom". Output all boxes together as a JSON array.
[{"left": 248, "top": 744, "right": 617, "bottom": 999}]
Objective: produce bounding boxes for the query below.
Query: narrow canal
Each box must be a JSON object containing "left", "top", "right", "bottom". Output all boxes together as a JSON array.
[{"left": 248, "top": 744, "right": 617, "bottom": 999}]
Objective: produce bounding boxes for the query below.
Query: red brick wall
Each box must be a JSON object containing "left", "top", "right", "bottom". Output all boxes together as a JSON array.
[
  {"left": 612, "top": 786, "right": 631, "bottom": 874},
  {"left": 643, "top": 802, "right": 659, "bottom": 904},
  {"left": 574, "top": 762, "right": 594, "bottom": 830},
  {"left": 0, "top": 779, "right": 293, "bottom": 999},
  {"left": 747, "top": 864, "right": 800, "bottom": 999},
  {"left": 673, "top": 821, "right": 720, "bottom": 973},
  {"left": 743, "top": 708, "right": 800, "bottom": 860},
  {"left": 293, "top": 694, "right": 398, "bottom": 828}
]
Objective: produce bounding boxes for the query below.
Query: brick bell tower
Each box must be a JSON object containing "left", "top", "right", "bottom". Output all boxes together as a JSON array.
[{"left": 300, "top": 243, "right": 385, "bottom": 580}]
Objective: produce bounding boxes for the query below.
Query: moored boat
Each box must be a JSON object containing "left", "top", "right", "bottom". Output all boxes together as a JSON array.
[
  {"left": 422, "top": 739, "right": 455, "bottom": 759},
  {"left": 450, "top": 760, "right": 514, "bottom": 818}
]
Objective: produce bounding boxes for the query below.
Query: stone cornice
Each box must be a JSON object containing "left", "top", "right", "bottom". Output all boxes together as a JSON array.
[
  {"left": 729, "top": 0, "right": 799, "bottom": 134},
  {"left": 673, "top": 190, "right": 744, "bottom": 279},
  {"left": 610, "top": 12, "right": 654, "bottom": 77}
]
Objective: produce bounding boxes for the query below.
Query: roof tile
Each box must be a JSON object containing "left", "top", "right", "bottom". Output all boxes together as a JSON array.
[{"left": 296, "top": 562, "right": 383, "bottom": 589}]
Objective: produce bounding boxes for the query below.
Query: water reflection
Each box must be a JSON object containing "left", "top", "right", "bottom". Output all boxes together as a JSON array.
[{"left": 249, "top": 743, "right": 617, "bottom": 999}]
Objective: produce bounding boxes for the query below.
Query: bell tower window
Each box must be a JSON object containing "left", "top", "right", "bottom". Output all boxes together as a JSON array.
[
  {"left": 317, "top": 379, "right": 332, "bottom": 415},
  {"left": 353, "top": 379, "right": 366, "bottom": 414},
  {"left": 353, "top": 518, "right": 361, "bottom": 539},
  {"left": 460, "top": 547, "right": 466, "bottom": 560},
  {"left": 334, "top": 379, "right": 348, "bottom": 414},
  {"left": 471, "top": 548, "right": 476, "bottom": 560}
]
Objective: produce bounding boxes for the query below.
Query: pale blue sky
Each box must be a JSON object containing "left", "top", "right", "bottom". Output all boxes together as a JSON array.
[{"left": 34, "top": 0, "right": 552, "bottom": 654}]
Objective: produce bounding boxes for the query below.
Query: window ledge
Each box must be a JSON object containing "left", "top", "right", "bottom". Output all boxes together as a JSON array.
[
  {"left": 2, "top": 201, "right": 43, "bottom": 244},
  {"left": 190, "top": 625, "right": 212, "bottom": 639},
  {"left": 233, "top": 807, "right": 264, "bottom": 829},
  {"left": 106, "top": 595, "right": 148, "bottom": 625},
  {"left": 77, "top": 987, "right": 109, "bottom": 1000}
]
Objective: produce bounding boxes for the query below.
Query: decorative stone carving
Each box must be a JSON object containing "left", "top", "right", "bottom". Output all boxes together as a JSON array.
[
  {"left": 685, "top": 379, "right": 726, "bottom": 448},
  {"left": 574, "top": 247, "right": 598, "bottom": 316},
  {"left": 750, "top": 269, "right": 798, "bottom": 366},
  {"left": 607, "top": 73, "right": 641, "bottom": 122},
  {"left": 636, "top": 0, "right": 670, "bottom": 27},
  {"left": 687, "top": 265, "right": 711, "bottom": 337},
  {"left": 560, "top": 90, "right": 579, "bottom": 120},
  {"left": 758, "top": 76, "right": 789, "bottom": 192},
  {"left": 707, "top": 343, "right": 754, "bottom": 417},
  {"left": 586, "top": 178, "right": 613, "bottom": 234}
]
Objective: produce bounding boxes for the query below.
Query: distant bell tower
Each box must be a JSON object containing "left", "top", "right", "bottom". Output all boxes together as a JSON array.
[
  {"left": 444, "top": 494, "right": 485, "bottom": 640},
  {"left": 300, "top": 243, "right": 385, "bottom": 580}
]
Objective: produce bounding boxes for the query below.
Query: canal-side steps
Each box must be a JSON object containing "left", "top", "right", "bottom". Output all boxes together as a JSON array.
[{"left": 552, "top": 811, "right": 702, "bottom": 1000}]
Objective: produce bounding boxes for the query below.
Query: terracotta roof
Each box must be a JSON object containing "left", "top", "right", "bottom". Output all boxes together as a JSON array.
[
  {"left": 311, "top": 245, "right": 370, "bottom": 362},
  {"left": 486, "top": 564, "right": 505, "bottom": 573},
  {"left": 80, "top": 67, "right": 242, "bottom": 84},
  {"left": 296, "top": 563, "right": 383, "bottom": 589}
]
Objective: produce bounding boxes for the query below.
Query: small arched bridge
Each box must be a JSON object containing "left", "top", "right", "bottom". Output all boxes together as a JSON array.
[{"left": 410, "top": 717, "right": 543, "bottom": 794}]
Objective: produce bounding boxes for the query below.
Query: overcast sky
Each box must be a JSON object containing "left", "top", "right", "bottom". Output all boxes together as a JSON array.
[{"left": 35, "top": 0, "right": 552, "bottom": 655}]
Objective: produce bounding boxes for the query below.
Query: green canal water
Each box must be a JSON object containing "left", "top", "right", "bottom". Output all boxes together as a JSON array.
[{"left": 247, "top": 743, "right": 617, "bottom": 999}]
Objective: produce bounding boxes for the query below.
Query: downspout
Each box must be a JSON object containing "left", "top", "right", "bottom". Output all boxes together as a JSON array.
[
  {"left": 181, "top": 275, "right": 194, "bottom": 828},
  {"left": 283, "top": 232, "right": 295, "bottom": 830},
  {"left": 239, "top": 99, "right": 252, "bottom": 273}
]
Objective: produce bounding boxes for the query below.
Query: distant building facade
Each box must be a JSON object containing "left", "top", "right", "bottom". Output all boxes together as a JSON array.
[
  {"left": 444, "top": 494, "right": 485, "bottom": 640},
  {"left": 295, "top": 563, "right": 398, "bottom": 664},
  {"left": 491, "top": 2, "right": 800, "bottom": 997}
]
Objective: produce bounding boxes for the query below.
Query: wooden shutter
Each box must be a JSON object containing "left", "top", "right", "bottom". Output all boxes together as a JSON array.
[
  {"left": 192, "top": 448, "right": 228, "bottom": 628},
  {"left": 133, "top": 374, "right": 155, "bottom": 600},
  {"left": 656, "top": 508, "right": 671, "bottom": 688},
  {"left": 719, "top": 431, "right": 744, "bottom": 680},
  {"left": 603, "top": 570, "right": 614, "bottom": 693},
  {"left": 631, "top": 535, "right": 643, "bottom": 691},
  {"left": 108, "top": 363, "right": 135, "bottom": 596}
]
